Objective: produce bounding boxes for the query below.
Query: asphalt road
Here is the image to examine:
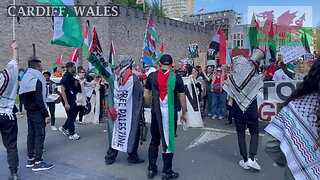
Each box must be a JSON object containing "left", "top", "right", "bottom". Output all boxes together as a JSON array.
[{"left": 0, "top": 115, "right": 284, "bottom": 180}]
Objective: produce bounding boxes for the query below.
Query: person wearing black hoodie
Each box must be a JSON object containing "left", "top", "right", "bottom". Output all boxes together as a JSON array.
[{"left": 19, "top": 59, "right": 54, "bottom": 172}]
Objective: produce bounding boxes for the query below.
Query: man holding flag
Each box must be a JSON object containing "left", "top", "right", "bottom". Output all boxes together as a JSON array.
[
  {"left": 144, "top": 54, "right": 187, "bottom": 180},
  {"left": 104, "top": 55, "right": 145, "bottom": 165}
]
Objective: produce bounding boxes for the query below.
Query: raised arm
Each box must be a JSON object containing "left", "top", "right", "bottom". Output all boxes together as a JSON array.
[{"left": 11, "top": 41, "right": 18, "bottom": 62}]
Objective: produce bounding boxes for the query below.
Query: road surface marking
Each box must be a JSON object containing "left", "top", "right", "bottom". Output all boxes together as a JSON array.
[
  {"left": 186, "top": 131, "right": 230, "bottom": 150},
  {"left": 202, "top": 127, "right": 265, "bottom": 137}
]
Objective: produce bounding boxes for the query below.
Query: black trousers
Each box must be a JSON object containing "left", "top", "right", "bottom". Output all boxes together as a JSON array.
[
  {"left": 105, "top": 118, "right": 141, "bottom": 161},
  {"left": 18, "top": 95, "right": 23, "bottom": 113},
  {"left": 174, "top": 109, "right": 178, "bottom": 135},
  {"left": 105, "top": 138, "right": 140, "bottom": 161},
  {"left": 148, "top": 110, "right": 174, "bottom": 174},
  {"left": 227, "top": 105, "right": 234, "bottom": 123},
  {"left": 27, "top": 111, "right": 46, "bottom": 162},
  {"left": 77, "top": 106, "right": 86, "bottom": 122},
  {"left": 47, "top": 102, "right": 56, "bottom": 126},
  {"left": 0, "top": 114, "right": 19, "bottom": 175},
  {"left": 233, "top": 99, "right": 259, "bottom": 160},
  {"left": 62, "top": 103, "right": 78, "bottom": 136}
]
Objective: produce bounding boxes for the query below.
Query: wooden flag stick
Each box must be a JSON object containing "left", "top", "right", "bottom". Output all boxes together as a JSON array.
[{"left": 32, "top": 43, "right": 36, "bottom": 59}]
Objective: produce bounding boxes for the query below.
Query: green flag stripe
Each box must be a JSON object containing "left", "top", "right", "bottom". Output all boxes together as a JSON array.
[{"left": 167, "top": 71, "right": 176, "bottom": 153}]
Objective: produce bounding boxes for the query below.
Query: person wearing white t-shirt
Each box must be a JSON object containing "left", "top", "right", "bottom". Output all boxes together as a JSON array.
[{"left": 272, "top": 68, "right": 293, "bottom": 81}]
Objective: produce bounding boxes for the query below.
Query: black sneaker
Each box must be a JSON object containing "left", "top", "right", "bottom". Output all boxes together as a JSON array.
[
  {"left": 147, "top": 170, "right": 158, "bottom": 179},
  {"left": 128, "top": 158, "right": 145, "bottom": 164},
  {"left": 162, "top": 171, "right": 179, "bottom": 180},
  {"left": 8, "top": 173, "right": 19, "bottom": 180},
  {"left": 32, "top": 162, "right": 54, "bottom": 171},
  {"left": 105, "top": 159, "right": 115, "bottom": 165},
  {"left": 26, "top": 159, "right": 35, "bottom": 168}
]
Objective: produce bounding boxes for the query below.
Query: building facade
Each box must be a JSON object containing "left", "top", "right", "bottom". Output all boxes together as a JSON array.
[
  {"left": 182, "top": 9, "right": 242, "bottom": 43},
  {"left": 162, "top": 0, "right": 194, "bottom": 20},
  {"left": 230, "top": 24, "right": 249, "bottom": 49}
]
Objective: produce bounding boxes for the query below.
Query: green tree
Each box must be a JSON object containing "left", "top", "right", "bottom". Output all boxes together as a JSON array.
[
  {"left": 111, "top": 0, "right": 164, "bottom": 16},
  {"left": 149, "top": 0, "right": 165, "bottom": 16},
  {"left": 315, "top": 23, "right": 320, "bottom": 52}
]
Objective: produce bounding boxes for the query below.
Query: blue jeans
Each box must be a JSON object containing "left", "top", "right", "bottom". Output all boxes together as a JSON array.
[{"left": 211, "top": 91, "right": 227, "bottom": 117}]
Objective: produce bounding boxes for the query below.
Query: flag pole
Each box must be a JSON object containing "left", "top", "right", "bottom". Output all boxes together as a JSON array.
[
  {"left": 141, "top": 13, "right": 151, "bottom": 65},
  {"left": 143, "top": 0, "right": 146, "bottom": 12},
  {"left": 12, "top": 0, "right": 16, "bottom": 41}
]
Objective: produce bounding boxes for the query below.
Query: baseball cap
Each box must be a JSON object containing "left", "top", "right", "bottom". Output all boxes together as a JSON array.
[{"left": 160, "top": 54, "right": 173, "bottom": 65}]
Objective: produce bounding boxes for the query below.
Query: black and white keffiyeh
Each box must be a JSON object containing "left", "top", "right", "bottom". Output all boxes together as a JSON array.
[
  {"left": 265, "top": 93, "right": 320, "bottom": 180},
  {"left": 0, "top": 59, "right": 18, "bottom": 118},
  {"left": 223, "top": 56, "right": 263, "bottom": 112}
]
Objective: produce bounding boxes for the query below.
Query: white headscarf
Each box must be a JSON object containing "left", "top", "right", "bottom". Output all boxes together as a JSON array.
[{"left": 19, "top": 68, "right": 47, "bottom": 108}]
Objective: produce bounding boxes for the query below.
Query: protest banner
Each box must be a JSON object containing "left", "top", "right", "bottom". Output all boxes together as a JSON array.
[
  {"left": 280, "top": 45, "right": 307, "bottom": 64},
  {"left": 144, "top": 76, "right": 204, "bottom": 128},
  {"left": 304, "top": 53, "right": 315, "bottom": 61},
  {"left": 257, "top": 80, "right": 301, "bottom": 122}
]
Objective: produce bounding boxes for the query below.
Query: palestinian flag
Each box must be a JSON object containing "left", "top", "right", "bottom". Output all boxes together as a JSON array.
[
  {"left": 299, "top": 27, "right": 312, "bottom": 53},
  {"left": 83, "top": 20, "right": 92, "bottom": 59},
  {"left": 36, "top": 0, "right": 83, "bottom": 48},
  {"left": 87, "top": 27, "right": 115, "bottom": 146},
  {"left": 265, "top": 22, "right": 276, "bottom": 66},
  {"left": 88, "top": 26, "right": 112, "bottom": 80},
  {"left": 209, "top": 28, "right": 231, "bottom": 65},
  {"left": 54, "top": 54, "right": 63, "bottom": 65},
  {"left": 158, "top": 40, "right": 164, "bottom": 61},
  {"left": 68, "top": 48, "right": 79, "bottom": 63},
  {"left": 151, "top": 70, "right": 176, "bottom": 153},
  {"left": 109, "top": 41, "right": 115, "bottom": 66},
  {"left": 248, "top": 13, "right": 261, "bottom": 53},
  {"left": 111, "top": 73, "right": 143, "bottom": 153}
]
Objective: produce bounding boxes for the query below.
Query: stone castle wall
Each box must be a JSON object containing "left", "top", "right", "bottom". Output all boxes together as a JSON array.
[{"left": 0, "top": 0, "right": 213, "bottom": 70}]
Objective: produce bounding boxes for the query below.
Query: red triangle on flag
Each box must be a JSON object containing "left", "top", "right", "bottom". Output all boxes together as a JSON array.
[
  {"left": 54, "top": 54, "right": 63, "bottom": 65},
  {"left": 160, "top": 40, "right": 164, "bottom": 53},
  {"left": 69, "top": 49, "right": 79, "bottom": 63}
]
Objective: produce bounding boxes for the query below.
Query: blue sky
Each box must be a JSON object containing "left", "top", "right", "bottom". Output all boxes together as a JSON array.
[{"left": 194, "top": 0, "right": 320, "bottom": 27}]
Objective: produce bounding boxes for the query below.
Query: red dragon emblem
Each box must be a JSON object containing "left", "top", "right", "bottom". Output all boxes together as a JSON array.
[{"left": 255, "top": 9, "right": 306, "bottom": 44}]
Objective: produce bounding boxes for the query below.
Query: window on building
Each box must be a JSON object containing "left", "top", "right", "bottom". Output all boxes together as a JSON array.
[{"left": 232, "top": 32, "right": 244, "bottom": 48}]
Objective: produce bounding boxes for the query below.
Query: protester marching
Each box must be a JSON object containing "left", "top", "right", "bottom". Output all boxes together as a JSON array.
[{"left": 1, "top": 1, "right": 320, "bottom": 180}]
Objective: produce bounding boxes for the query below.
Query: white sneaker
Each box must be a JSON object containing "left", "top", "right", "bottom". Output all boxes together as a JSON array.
[
  {"left": 51, "top": 126, "right": 58, "bottom": 131},
  {"left": 218, "top": 116, "right": 224, "bottom": 120},
  {"left": 69, "top": 133, "right": 80, "bottom": 140},
  {"left": 239, "top": 160, "right": 250, "bottom": 170},
  {"left": 58, "top": 126, "right": 69, "bottom": 136},
  {"left": 247, "top": 158, "right": 261, "bottom": 171},
  {"left": 211, "top": 115, "right": 218, "bottom": 120}
]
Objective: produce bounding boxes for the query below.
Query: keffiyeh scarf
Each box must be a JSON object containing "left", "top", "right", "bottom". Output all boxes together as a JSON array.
[
  {"left": 0, "top": 59, "right": 18, "bottom": 118},
  {"left": 19, "top": 68, "right": 47, "bottom": 108},
  {"left": 222, "top": 56, "right": 263, "bottom": 112},
  {"left": 265, "top": 93, "right": 320, "bottom": 180}
]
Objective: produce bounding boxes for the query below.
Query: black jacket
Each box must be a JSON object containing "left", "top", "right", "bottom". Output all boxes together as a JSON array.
[{"left": 21, "top": 80, "right": 49, "bottom": 118}]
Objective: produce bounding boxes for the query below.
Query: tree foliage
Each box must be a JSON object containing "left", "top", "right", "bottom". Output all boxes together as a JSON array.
[
  {"left": 315, "top": 23, "right": 320, "bottom": 52},
  {"left": 112, "top": 0, "right": 165, "bottom": 16}
]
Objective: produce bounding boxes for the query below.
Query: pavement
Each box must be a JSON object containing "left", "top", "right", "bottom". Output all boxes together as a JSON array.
[{"left": 0, "top": 114, "right": 284, "bottom": 180}]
